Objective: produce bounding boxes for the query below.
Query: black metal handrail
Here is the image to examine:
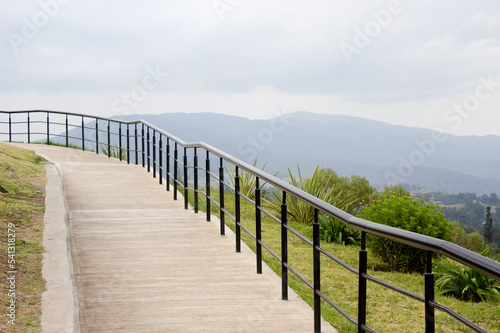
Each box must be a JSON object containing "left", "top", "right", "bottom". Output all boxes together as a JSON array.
[{"left": 1, "top": 109, "right": 499, "bottom": 333}]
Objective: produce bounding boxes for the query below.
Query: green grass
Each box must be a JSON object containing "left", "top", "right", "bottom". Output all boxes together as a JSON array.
[
  {"left": 34, "top": 140, "right": 94, "bottom": 152},
  {"left": 187, "top": 188, "right": 500, "bottom": 333},
  {"left": 0, "top": 142, "right": 47, "bottom": 333},
  {"left": 434, "top": 250, "right": 500, "bottom": 303}
]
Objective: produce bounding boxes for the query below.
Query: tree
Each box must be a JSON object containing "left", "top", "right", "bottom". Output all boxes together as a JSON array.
[
  {"left": 316, "top": 168, "right": 379, "bottom": 213},
  {"left": 443, "top": 201, "right": 485, "bottom": 231},
  {"left": 358, "top": 195, "right": 452, "bottom": 272},
  {"left": 484, "top": 206, "right": 493, "bottom": 244},
  {"left": 490, "top": 193, "right": 499, "bottom": 205},
  {"left": 449, "top": 221, "right": 487, "bottom": 253}
]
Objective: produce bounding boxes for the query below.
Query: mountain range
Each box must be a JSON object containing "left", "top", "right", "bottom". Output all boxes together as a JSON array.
[{"left": 108, "top": 112, "right": 500, "bottom": 195}]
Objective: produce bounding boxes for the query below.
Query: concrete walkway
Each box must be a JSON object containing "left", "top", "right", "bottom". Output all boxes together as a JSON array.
[{"left": 14, "top": 144, "right": 336, "bottom": 333}]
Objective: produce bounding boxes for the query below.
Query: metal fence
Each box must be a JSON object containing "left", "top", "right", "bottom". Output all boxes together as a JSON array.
[{"left": 1, "top": 110, "right": 499, "bottom": 333}]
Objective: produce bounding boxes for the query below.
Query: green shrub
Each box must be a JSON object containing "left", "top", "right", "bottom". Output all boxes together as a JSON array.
[
  {"left": 381, "top": 184, "right": 410, "bottom": 197},
  {"left": 318, "top": 214, "right": 360, "bottom": 245},
  {"left": 268, "top": 165, "right": 355, "bottom": 224},
  {"left": 434, "top": 248, "right": 500, "bottom": 302},
  {"left": 450, "top": 220, "right": 487, "bottom": 253},
  {"left": 358, "top": 195, "right": 452, "bottom": 272},
  {"left": 316, "top": 168, "right": 379, "bottom": 213}
]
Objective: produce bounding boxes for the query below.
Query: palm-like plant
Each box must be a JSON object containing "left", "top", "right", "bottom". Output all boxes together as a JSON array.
[
  {"left": 225, "top": 159, "right": 277, "bottom": 199},
  {"left": 268, "top": 165, "right": 356, "bottom": 224},
  {"left": 100, "top": 144, "right": 127, "bottom": 160},
  {"left": 434, "top": 248, "right": 500, "bottom": 302},
  {"left": 318, "top": 214, "right": 360, "bottom": 245}
]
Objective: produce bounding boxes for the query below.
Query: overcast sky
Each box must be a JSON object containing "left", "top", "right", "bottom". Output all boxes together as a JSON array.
[{"left": 1, "top": 0, "right": 499, "bottom": 136}]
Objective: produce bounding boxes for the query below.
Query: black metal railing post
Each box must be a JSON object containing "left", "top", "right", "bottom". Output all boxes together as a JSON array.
[
  {"left": 107, "top": 120, "right": 111, "bottom": 158},
  {"left": 95, "top": 119, "right": 99, "bottom": 154},
  {"left": 183, "top": 147, "right": 188, "bottom": 210},
  {"left": 173, "top": 143, "right": 178, "bottom": 200},
  {"left": 281, "top": 191, "right": 288, "bottom": 300},
  {"left": 206, "top": 151, "right": 211, "bottom": 222},
  {"left": 358, "top": 231, "right": 367, "bottom": 333},
  {"left": 147, "top": 129, "right": 151, "bottom": 172},
  {"left": 235, "top": 166, "right": 241, "bottom": 252},
  {"left": 219, "top": 157, "right": 225, "bottom": 235},
  {"left": 27, "top": 112, "right": 30, "bottom": 143},
  {"left": 65, "top": 114, "right": 68, "bottom": 147},
  {"left": 127, "top": 124, "right": 130, "bottom": 164},
  {"left": 313, "top": 209, "right": 321, "bottom": 333},
  {"left": 166, "top": 139, "right": 170, "bottom": 191},
  {"left": 194, "top": 148, "right": 198, "bottom": 213},
  {"left": 255, "top": 177, "right": 262, "bottom": 274},
  {"left": 425, "top": 251, "right": 435, "bottom": 333},
  {"left": 46, "top": 112, "right": 50, "bottom": 145},
  {"left": 141, "top": 124, "right": 145, "bottom": 167},
  {"left": 81, "top": 115, "right": 85, "bottom": 151},
  {"left": 152, "top": 131, "right": 156, "bottom": 177},
  {"left": 8, "top": 113, "right": 12, "bottom": 142},
  {"left": 159, "top": 136, "right": 163, "bottom": 184},
  {"left": 134, "top": 124, "right": 138, "bottom": 163},
  {"left": 119, "top": 124, "right": 123, "bottom": 161}
]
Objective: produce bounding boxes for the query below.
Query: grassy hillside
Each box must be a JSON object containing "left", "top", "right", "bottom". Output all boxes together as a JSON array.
[
  {"left": 0, "top": 143, "right": 46, "bottom": 332},
  {"left": 189, "top": 190, "right": 500, "bottom": 332}
]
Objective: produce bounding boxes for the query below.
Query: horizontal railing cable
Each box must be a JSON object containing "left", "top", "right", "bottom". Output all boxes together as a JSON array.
[
  {"left": 258, "top": 205, "right": 282, "bottom": 224},
  {"left": 284, "top": 224, "right": 313, "bottom": 247},
  {"left": 316, "top": 246, "right": 359, "bottom": 275},
  {"left": 283, "top": 263, "right": 314, "bottom": 290},
  {"left": 429, "top": 301, "right": 487, "bottom": 333},
  {"left": 316, "top": 290, "right": 358, "bottom": 326},
  {"left": 237, "top": 222, "right": 257, "bottom": 241},
  {"left": 362, "top": 273, "right": 424, "bottom": 302},
  {"left": 258, "top": 239, "right": 281, "bottom": 262},
  {"left": 239, "top": 193, "right": 255, "bottom": 206}
]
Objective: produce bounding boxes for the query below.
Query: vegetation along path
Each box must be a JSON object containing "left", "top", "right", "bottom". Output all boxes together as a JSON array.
[
  {"left": 0, "top": 143, "right": 47, "bottom": 332},
  {"left": 11, "top": 143, "right": 336, "bottom": 333}
]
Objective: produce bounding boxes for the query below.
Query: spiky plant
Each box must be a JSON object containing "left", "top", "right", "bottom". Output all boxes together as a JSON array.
[
  {"left": 225, "top": 159, "right": 277, "bottom": 199},
  {"left": 434, "top": 248, "right": 500, "bottom": 302},
  {"left": 318, "top": 214, "right": 360, "bottom": 245},
  {"left": 268, "top": 165, "right": 355, "bottom": 224},
  {"left": 100, "top": 144, "right": 127, "bottom": 160}
]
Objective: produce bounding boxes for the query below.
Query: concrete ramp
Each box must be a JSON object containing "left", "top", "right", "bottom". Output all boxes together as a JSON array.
[{"left": 15, "top": 144, "right": 336, "bottom": 333}]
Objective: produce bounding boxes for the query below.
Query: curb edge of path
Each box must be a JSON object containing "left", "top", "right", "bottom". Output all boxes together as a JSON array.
[{"left": 41, "top": 161, "right": 81, "bottom": 333}]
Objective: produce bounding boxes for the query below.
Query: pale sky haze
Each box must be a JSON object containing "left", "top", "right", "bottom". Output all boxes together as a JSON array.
[{"left": 1, "top": 0, "right": 499, "bottom": 136}]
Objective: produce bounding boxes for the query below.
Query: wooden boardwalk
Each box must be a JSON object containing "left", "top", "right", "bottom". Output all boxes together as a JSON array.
[{"left": 16, "top": 144, "right": 336, "bottom": 333}]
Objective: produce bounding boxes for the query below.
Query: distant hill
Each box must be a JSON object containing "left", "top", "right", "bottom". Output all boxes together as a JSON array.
[{"left": 64, "top": 112, "right": 500, "bottom": 195}]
